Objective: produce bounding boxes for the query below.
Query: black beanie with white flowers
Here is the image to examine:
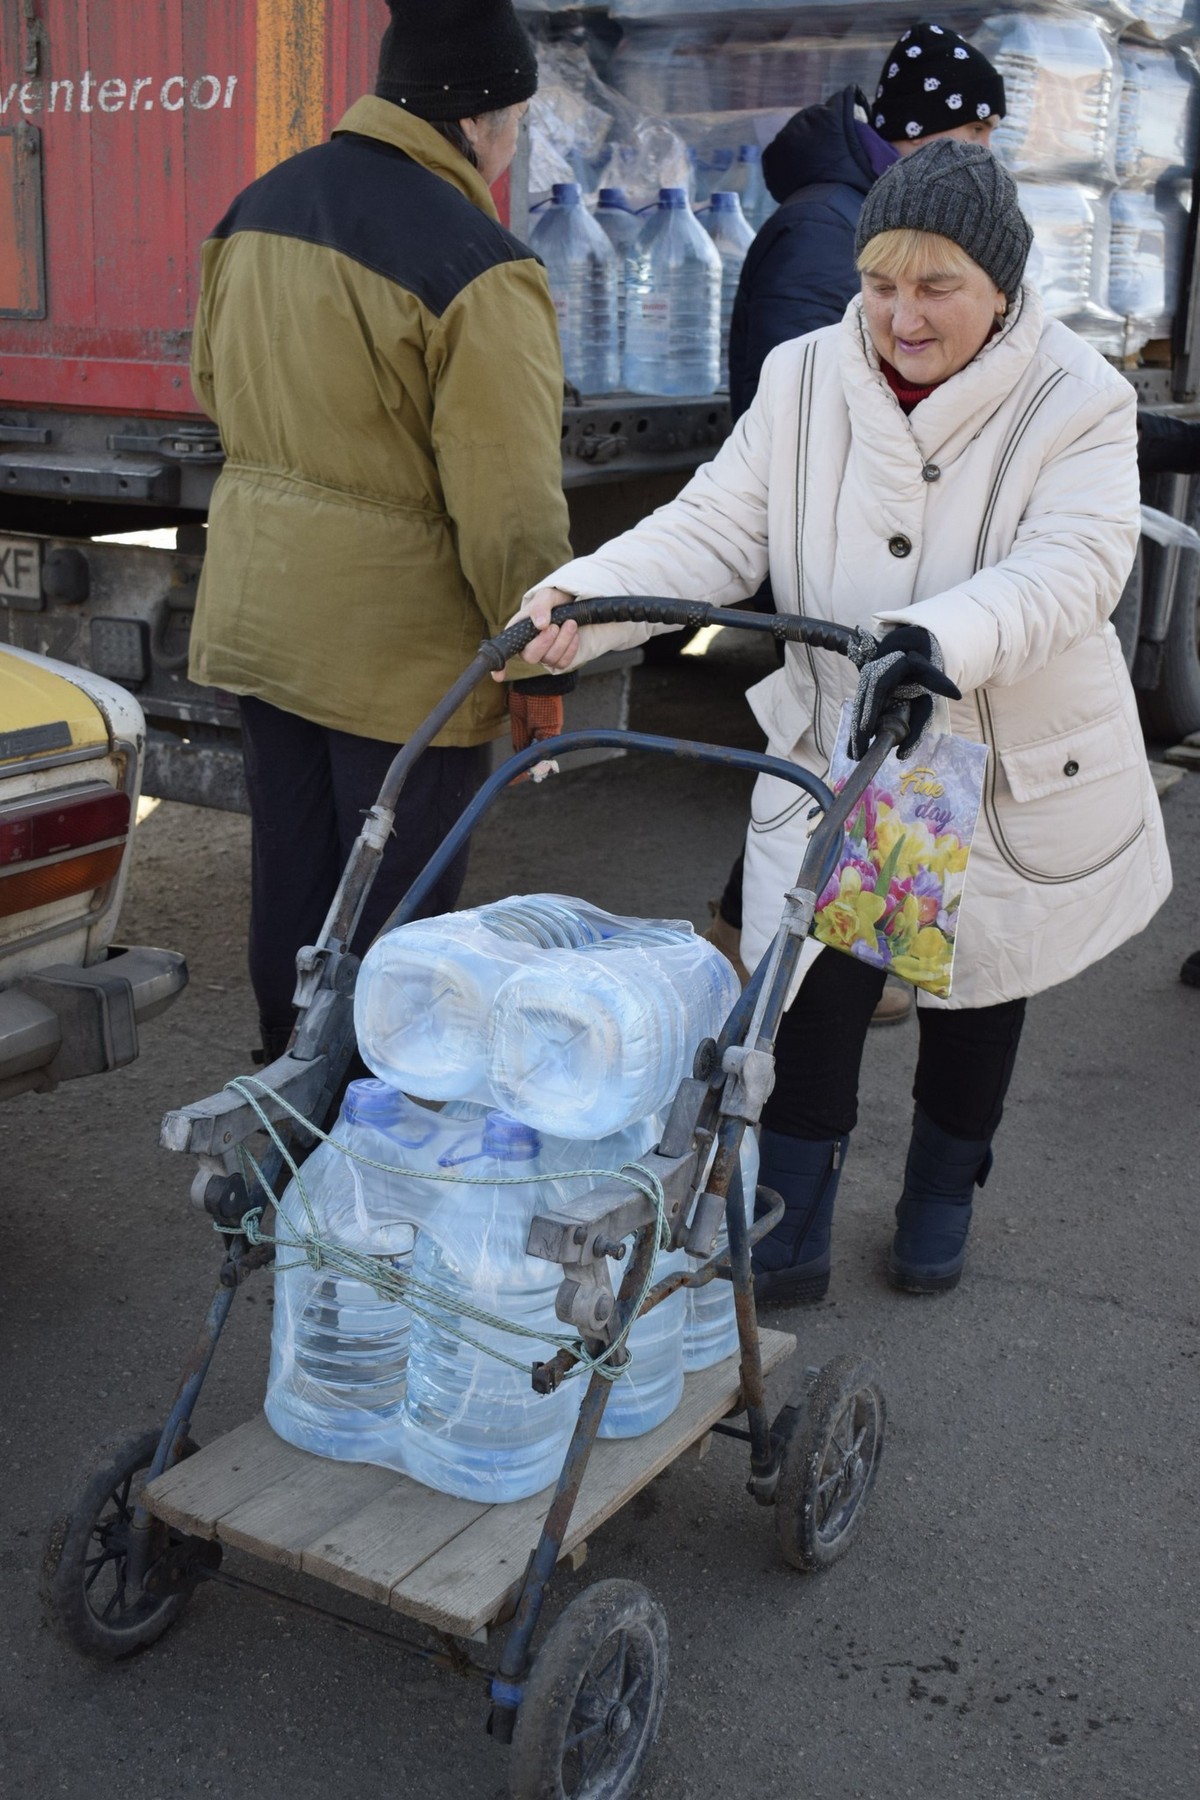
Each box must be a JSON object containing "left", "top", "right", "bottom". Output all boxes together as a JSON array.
[{"left": 871, "top": 22, "right": 1006, "bottom": 146}]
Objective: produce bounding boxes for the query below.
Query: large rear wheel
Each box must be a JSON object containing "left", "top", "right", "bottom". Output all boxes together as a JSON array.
[{"left": 509, "top": 1579, "right": 669, "bottom": 1800}]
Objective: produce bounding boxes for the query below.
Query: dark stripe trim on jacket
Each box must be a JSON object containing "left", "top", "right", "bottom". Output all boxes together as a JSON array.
[{"left": 209, "top": 131, "right": 536, "bottom": 318}]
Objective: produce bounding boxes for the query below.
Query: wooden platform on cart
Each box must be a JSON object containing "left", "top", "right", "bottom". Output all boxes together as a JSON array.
[{"left": 145, "top": 1329, "right": 794, "bottom": 1639}]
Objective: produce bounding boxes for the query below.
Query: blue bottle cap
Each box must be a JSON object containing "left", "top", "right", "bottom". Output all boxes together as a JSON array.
[
  {"left": 342, "top": 1078, "right": 404, "bottom": 1126},
  {"left": 597, "top": 187, "right": 631, "bottom": 209},
  {"left": 482, "top": 1111, "right": 543, "bottom": 1162},
  {"left": 552, "top": 181, "right": 582, "bottom": 205},
  {"left": 737, "top": 144, "right": 762, "bottom": 163},
  {"left": 710, "top": 191, "right": 738, "bottom": 211},
  {"left": 659, "top": 187, "right": 688, "bottom": 208}
]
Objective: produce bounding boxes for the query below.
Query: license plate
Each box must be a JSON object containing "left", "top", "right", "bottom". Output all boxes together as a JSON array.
[{"left": 0, "top": 534, "right": 41, "bottom": 607}]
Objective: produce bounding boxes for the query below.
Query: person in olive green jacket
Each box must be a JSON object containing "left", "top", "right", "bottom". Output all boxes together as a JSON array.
[{"left": 189, "top": 0, "right": 572, "bottom": 1060}]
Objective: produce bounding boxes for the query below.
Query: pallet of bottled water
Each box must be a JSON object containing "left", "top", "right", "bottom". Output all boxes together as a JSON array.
[{"left": 265, "top": 895, "right": 756, "bottom": 1504}]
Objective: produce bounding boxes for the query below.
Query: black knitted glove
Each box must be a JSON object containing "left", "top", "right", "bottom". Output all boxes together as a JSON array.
[{"left": 847, "top": 624, "right": 961, "bottom": 762}]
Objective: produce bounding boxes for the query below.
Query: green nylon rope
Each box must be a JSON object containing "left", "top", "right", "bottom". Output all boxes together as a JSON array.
[{"left": 217, "top": 1074, "right": 673, "bottom": 1383}]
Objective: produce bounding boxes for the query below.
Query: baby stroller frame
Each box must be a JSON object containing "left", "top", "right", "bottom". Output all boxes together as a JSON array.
[{"left": 42, "top": 599, "right": 904, "bottom": 1800}]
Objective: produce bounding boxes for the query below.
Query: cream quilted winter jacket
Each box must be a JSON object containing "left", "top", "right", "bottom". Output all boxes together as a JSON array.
[{"left": 525, "top": 285, "right": 1172, "bottom": 1007}]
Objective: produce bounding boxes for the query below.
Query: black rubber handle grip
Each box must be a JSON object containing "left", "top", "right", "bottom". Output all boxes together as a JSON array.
[{"left": 484, "top": 598, "right": 877, "bottom": 669}]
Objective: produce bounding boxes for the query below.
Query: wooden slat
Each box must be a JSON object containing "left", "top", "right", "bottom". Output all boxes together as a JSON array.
[
  {"left": 388, "top": 1329, "right": 795, "bottom": 1636},
  {"left": 216, "top": 1452, "right": 399, "bottom": 1569},
  {"left": 144, "top": 1328, "right": 796, "bottom": 1636},
  {"left": 147, "top": 1415, "right": 312, "bottom": 1538},
  {"left": 301, "top": 1478, "right": 489, "bottom": 1604}
]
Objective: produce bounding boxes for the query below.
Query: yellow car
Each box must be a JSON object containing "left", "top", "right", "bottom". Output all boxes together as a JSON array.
[{"left": 0, "top": 643, "right": 186, "bottom": 1100}]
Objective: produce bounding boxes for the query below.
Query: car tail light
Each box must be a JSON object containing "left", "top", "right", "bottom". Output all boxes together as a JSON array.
[{"left": 0, "top": 786, "right": 131, "bottom": 918}]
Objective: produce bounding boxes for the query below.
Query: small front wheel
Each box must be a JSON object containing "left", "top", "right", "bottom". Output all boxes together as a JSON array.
[
  {"left": 773, "top": 1353, "right": 885, "bottom": 1572},
  {"left": 509, "top": 1578, "right": 669, "bottom": 1800},
  {"left": 41, "top": 1430, "right": 214, "bottom": 1661}
]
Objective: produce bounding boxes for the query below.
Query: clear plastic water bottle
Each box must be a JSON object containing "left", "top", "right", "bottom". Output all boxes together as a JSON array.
[
  {"left": 1109, "top": 189, "right": 1168, "bottom": 333},
  {"left": 355, "top": 896, "right": 698, "bottom": 1104},
  {"left": 623, "top": 186, "right": 721, "bottom": 397},
  {"left": 683, "top": 1129, "right": 760, "bottom": 1373},
  {"left": 983, "top": 15, "right": 1117, "bottom": 183},
  {"left": 595, "top": 187, "right": 642, "bottom": 363},
  {"left": 355, "top": 912, "right": 523, "bottom": 1102},
  {"left": 266, "top": 1080, "right": 421, "bottom": 1462},
  {"left": 487, "top": 934, "right": 740, "bottom": 1139},
  {"left": 531, "top": 181, "right": 619, "bottom": 396},
  {"left": 725, "top": 144, "right": 772, "bottom": 232},
  {"left": 598, "top": 1241, "right": 688, "bottom": 1439},
  {"left": 700, "top": 191, "right": 754, "bottom": 389},
  {"left": 402, "top": 1110, "right": 658, "bottom": 1500}
]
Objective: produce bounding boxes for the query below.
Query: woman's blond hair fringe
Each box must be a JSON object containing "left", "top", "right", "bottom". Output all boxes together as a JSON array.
[{"left": 856, "top": 229, "right": 980, "bottom": 284}]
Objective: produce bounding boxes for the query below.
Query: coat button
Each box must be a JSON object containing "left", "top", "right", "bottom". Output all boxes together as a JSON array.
[
  {"left": 921, "top": 462, "right": 941, "bottom": 482},
  {"left": 1063, "top": 759, "right": 1079, "bottom": 777},
  {"left": 888, "top": 535, "right": 912, "bottom": 558}
]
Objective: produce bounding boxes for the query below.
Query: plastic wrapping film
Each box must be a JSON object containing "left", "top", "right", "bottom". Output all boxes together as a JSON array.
[
  {"left": 354, "top": 893, "right": 738, "bottom": 1136},
  {"left": 265, "top": 1085, "right": 673, "bottom": 1500}
]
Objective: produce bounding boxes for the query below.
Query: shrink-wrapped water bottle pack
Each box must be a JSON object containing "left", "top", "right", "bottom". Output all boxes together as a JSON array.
[{"left": 266, "top": 897, "right": 749, "bottom": 1502}]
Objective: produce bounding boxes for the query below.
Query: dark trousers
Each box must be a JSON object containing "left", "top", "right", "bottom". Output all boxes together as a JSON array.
[
  {"left": 239, "top": 696, "right": 490, "bottom": 1047},
  {"left": 761, "top": 947, "right": 1026, "bottom": 1145}
]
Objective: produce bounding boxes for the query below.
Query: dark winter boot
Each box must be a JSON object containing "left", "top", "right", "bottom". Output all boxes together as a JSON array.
[
  {"left": 888, "top": 1108, "right": 994, "bottom": 1294},
  {"left": 751, "top": 1129, "right": 849, "bottom": 1307}
]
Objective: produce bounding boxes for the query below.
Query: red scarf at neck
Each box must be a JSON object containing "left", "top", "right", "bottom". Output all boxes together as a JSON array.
[{"left": 880, "top": 358, "right": 939, "bottom": 415}]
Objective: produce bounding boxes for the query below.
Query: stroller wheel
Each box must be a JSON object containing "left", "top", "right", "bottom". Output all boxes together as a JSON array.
[
  {"left": 42, "top": 1430, "right": 217, "bottom": 1661},
  {"left": 508, "top": 1578, "right": 669, "bottom": 1800},
  {"left": 772, "top": 1353, "right": 886, "bottom": 1571}
]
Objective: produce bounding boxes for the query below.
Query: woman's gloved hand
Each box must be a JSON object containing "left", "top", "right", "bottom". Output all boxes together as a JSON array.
[{"left": 848, "top": 624, "right": 961, "bottom": 762}]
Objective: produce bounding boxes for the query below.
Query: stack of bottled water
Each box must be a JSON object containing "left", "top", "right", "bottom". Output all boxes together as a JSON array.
[
  {"left": 268, "top": 896, "right": 751, "bottom": 1502},
  {"left": 700, "top": 191, "right": 754, "bottom": 389},
  {"left": 1108, "top": 44, "right": 1197, "bottom": 348},
  {"left": 623, "top": 186, "right": 721, "bottom": 396},
  {"left": 977, "top": 10, "right": 1124, "bottom": 355},
  {"left": 531, "top": 182, "right": 620, "bottom": 396}
]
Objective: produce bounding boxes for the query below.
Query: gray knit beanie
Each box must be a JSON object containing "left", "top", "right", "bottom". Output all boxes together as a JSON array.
[{"left": 854, "top": 139, "right": 1033, "bottom": 302}]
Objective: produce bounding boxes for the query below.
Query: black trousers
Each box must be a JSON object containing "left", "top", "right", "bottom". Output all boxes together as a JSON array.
[
  {"left": 760, "top": 946, "right": 1026, "bottom": 1145},
  {"left": 239, "top": 696, "right": 490, "bottom": 1045}
]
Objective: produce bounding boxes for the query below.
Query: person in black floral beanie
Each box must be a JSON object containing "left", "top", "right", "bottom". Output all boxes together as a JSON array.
[{"left": 871, "top": 22, "right": 1006, "bottom": 150}]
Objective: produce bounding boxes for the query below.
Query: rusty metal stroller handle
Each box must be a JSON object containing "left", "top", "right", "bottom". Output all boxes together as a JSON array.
[{"left": 484, "top": 598, "right": 879, "bottom": 669}]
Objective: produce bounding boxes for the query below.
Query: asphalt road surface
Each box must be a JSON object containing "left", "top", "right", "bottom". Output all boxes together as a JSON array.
[{"left": 4, "top": 629, "right": 1197, "bottom": 1800}]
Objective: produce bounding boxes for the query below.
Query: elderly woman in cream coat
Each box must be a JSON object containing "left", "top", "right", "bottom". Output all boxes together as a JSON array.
[{"left": 510, "top": 142, "right": 1171, "bottom": 1303}]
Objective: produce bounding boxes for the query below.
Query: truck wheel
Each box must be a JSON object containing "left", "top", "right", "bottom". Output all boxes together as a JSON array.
[{"left": 1139, "top": 542, "right": 1200, "bottom": 741}]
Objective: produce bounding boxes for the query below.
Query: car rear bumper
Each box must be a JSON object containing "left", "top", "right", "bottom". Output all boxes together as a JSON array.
[{"left": 0, "top": 944, "right": 188, "bottom": 1097}]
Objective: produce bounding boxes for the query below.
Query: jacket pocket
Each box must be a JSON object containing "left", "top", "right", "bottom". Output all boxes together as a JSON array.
[
  {"left": 986, "top": 705, "right": 1147, "bottom": 883},
  {"left": 745, "top": 663, "right": 815, "bottom": 758}
]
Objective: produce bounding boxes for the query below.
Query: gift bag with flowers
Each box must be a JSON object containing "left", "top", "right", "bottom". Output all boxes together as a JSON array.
[{"left": 812, "top": 702, "right": 988, "bottom": 998}]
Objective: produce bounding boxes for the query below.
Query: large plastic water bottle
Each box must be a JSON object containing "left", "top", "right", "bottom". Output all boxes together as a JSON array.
[
  {"left": 594, "top": 187, "right": 642, "bottom": 362},
  {"left": 1109, "top": 189, "right": 1168, "bottom": 335},
  {"left": 266, "top": 1080, "right": 422, "bottom": 1462},
  {"left": 683, "top": 1129, "right": 760, "bottom": 1372},
  {"left": 402, "top": 1110, "right": 658, "bottom": 1500},
  {"left": 725, "top": 144, "right": 772, "bottom": 231},
  {"left": 598, "top": 1240, "right": 688, "bottom": 1439},
  {"left": 623, "top": 187, "right": 721, "bottom": 397},
  {"left": 531, "top": 182, "right": 620, "bottom": 396},
  {"left": 487, "top": 934, "right": 741, "bottom": 1138},
  {"left": 355, "top": 896, "right": 698, "bottom": 1104},
  {"left": 701, "top": 191, "right": 754, "bottom": 389}
]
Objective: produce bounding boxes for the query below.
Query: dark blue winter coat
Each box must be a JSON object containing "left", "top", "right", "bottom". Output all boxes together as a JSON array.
[{"left": 728, "top": 87, "right": 895, "bottom": 421}]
